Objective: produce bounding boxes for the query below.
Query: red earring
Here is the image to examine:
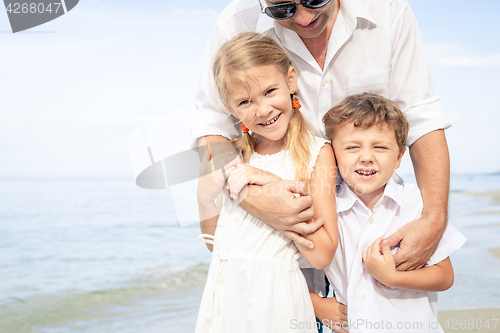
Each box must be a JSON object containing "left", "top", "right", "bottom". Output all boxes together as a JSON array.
[
  {"left": 241, "top": 123, "right": 249, "bottom": 134},
  {"left": 291, "top": 90, "right": 301, "bottom": 109}
]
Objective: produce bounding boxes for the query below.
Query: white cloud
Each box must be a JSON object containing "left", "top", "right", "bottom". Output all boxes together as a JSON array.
[{"left": 425, "top": 43, "right": 500, "bottom": 69}]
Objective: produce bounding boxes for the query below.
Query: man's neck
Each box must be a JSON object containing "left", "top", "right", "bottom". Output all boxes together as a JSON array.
[{"left": 301, "top": 0, "right": 340, "bottom": 70}]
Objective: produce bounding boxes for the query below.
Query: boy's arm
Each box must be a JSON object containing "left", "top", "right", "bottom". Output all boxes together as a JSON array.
[
  {"left": 294, "top": 144, "right": 338, "bottom": 269},
  {"left": 363, "top": 237, "right": 454, "bottom": 292},
  {"left": 308, "top": 288, "right": 348, "bottom": 332}
]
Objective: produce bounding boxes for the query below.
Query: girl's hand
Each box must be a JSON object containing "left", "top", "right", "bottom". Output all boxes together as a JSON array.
[
  {"left": 197, "top": 150, "right": 240, "bottom": 204},
  {"left": 226, "top": 164, "right": 248, "bottom": 201},
  {"left": 317, "top": 297, "right": 348, "bottom": 333},
  {"left": 226, "top": 165, "right": 280, "bottom": 201},
  {"left": 362, "top": 237, "right": 396, "bottom": 287}
]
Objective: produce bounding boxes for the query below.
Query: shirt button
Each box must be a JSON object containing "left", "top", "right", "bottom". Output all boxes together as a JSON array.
[
  {"left": 219, "top": 279, "right": 224, "bottom": 286},
  {"left": 256, "top": 161, "right": 261, "bottom": 166},
  {"left": 223, "top": 249, "right": 229, "bottom": 254},
  {"left": 217, "top": 308, "right": 221, "bottom": 316},
  {"left": 234, "top": 217, "right": 240, "bottom": 223},
  {"left": 368, "top": 217, "right": 374, "bottom": 224},
  {"left": 321, "top": 81, "right": 326, "bottom": 87},
  {"left": 363, "top": 294, "right": 368, "bottom": 300}
]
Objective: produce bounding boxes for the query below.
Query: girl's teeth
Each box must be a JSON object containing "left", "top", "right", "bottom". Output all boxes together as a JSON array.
[{"left": 262, "top": 115, "right": 279, "bottom": 126}]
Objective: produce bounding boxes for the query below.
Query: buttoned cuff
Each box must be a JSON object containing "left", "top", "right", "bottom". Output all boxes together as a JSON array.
[{"left": 404, "top": 96, "right": 451, "bottom": 146}]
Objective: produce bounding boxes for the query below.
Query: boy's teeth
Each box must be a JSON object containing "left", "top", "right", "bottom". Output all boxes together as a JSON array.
[
  {"left": 262, "top": 114, "right": 279, "bottom": 126},
  {"left": 357, "top": 171, "right": 377, "bottom": 175}
]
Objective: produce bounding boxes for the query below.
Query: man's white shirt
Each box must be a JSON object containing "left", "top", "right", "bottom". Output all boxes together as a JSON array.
[
  {"left": 323, "top": 179, "right": 466, "bottom": 333},
  {"left": 190, "top": 0, "right": 451, "bottom": 146}
]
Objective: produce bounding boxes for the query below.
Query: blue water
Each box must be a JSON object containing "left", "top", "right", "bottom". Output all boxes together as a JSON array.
[{"left": 1, "top": 174, "right": 499, "bottom": 332}]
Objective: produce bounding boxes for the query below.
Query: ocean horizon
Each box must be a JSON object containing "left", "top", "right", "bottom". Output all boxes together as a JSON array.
[{"left": 1, "top": 173, "right": 499, "bottom": 332}]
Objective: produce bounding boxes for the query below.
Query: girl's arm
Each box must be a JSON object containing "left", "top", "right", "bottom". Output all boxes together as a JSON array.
[
  {"left": 294, "top": 144, "right": 338, "bottom": 269},
  {"left": 362, "top": 237, "right": 454, "bottom": 292}
]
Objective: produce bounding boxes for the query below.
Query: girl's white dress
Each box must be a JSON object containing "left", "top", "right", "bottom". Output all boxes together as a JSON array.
[{"left": 195, "top": 136, "right": 328, "bottom": 333}]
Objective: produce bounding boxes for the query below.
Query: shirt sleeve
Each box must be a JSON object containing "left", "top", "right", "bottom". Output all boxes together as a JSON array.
[
  {"left": 389, "top": 1, "right": 451, "bottom": 146},
  {"left": 190, "top": 3, "right": 261, "bottom": 148},
  {"left": 427, "top": 224, "right": 467, "bottom": 266}
]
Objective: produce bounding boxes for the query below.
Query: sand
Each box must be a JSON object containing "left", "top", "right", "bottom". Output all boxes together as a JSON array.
[
  {"left": 438, "top": 308, "right": 500, "bottom": 332},
  {"left": 489, "top": 248, "right": 500, "bottom": 260},
  {"left": 468, "top": 190, "right": 500, "bottom": 206}
]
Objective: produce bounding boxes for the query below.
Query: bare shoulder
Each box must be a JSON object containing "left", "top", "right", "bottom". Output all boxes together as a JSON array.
[{"left": 315, "top": 142, "right": 335, "bottom": 166}]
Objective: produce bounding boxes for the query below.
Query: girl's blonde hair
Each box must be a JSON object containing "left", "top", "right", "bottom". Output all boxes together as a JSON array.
[{"left": 212, "top": 32, "right": 313, "bottom": 185}]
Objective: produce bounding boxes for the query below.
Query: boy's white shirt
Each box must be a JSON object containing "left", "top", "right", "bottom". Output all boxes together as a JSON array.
[{"left": 322, "top": 178, "right": 466, "bottom": 332}]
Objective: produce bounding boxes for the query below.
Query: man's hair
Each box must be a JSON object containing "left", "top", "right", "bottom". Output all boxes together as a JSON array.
[{"left": 322, "top": 93, "right": 409, "bottom": 151}]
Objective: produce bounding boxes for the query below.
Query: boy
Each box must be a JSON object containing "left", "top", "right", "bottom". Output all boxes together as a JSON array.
[{"left": 312, "top": 93, "right": 466, "bottom": 332}]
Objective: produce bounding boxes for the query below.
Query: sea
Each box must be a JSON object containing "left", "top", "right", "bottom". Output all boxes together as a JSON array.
[{"left": 1, "top": 174, "right": 500, "bottom": 333}]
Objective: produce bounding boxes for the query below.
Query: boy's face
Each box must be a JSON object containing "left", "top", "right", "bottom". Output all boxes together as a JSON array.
[{"left": 332, "top": 122, "right": 406, "bottom": 207}]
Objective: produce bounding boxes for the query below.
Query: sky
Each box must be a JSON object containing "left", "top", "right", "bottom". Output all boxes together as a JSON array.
[{"left": 1, "top": 0, "right": 499, "bottom": 178}]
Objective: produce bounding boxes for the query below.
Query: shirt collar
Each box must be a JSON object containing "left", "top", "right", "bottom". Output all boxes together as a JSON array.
[
  {"left": 256, "top": 8, "right": 275, "bottom": 33},
  {"left": 340, "top": 0, "right": 377, "bottom": 30},
  {"left": 336, "top": 177, "right": 404, "bottom": 213}
]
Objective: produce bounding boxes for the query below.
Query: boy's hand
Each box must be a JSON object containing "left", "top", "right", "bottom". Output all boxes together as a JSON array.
[
  {"left": 362, "top": 237, "right": 396, "bottom": 287},
  {"left": 317, "top": 297, "right": 348, "bottom": 333}
]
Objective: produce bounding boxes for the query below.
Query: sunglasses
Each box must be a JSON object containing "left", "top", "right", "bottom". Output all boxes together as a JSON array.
[{"left": 260, "top": 0, "right": 331, "bottom": 20}]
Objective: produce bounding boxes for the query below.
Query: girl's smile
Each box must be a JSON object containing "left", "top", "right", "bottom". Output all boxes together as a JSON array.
[{"left": 258, "top": 113, "right": 281, "bottom": 128}]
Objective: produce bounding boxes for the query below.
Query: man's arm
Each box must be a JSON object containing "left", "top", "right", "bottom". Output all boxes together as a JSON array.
[
  {"left": 200, "top": 135, "right": 323, "bottom": 249},
  {"left": 385, "top": 130, "right": 449, "bottom": 270},
  {"left": 385, "top": 2, "right": 451, "bottom": 271}
]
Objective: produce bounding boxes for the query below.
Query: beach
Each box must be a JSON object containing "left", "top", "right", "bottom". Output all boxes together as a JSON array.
[
  {"left": 1, "top": 174, "right": 500, "bottom": 332},
  {"left": 438, "top": 308, "right": 500, "bottom": 333}
]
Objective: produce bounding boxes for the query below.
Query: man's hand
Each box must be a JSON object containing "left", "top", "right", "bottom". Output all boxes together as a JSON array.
[
  {"left": 240, "top": 180, "right": 323, "bottom": 249},
  {"left": 316, "top": 297, "right": 348, "bottom": 333},
  {"left": 384, "top": 216, "right": 445, "bottom": 271}
]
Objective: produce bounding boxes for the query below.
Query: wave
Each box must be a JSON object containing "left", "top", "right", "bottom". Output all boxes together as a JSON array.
[{"left": 0, "top": 264, "right": 208, "bottom": 333}]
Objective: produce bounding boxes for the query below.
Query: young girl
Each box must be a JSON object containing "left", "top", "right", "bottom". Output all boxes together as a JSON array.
[{"left": 195, "top": 32, "right": 338, "bottom": 333}]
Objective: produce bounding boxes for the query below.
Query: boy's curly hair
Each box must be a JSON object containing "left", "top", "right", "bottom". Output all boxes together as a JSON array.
[{"left": 322, "top": 93, "right": 409, "bottom": 152}]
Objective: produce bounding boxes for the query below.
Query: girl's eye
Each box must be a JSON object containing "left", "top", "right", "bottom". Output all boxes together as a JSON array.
[
  {"left": 346, "top": 146, "right": 359, "bottom": 150},
  {"left": 238, "top": 100, "right": 249, "bottom": 107},
  {"left": 375, "top": 146, "right": 387, "bottom": 150},
  {"left": 265, "top": 88, "right": 276, "bottom": 95}
]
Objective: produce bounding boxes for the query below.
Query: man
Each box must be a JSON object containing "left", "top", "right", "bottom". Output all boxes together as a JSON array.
[{"left": 191, "top": 0, "right": 450, "bottom": 328}]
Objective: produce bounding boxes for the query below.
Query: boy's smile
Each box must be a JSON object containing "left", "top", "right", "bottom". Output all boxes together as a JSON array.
[{"left": 332, "top": 122, "right": 406, "bottom": 210}]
